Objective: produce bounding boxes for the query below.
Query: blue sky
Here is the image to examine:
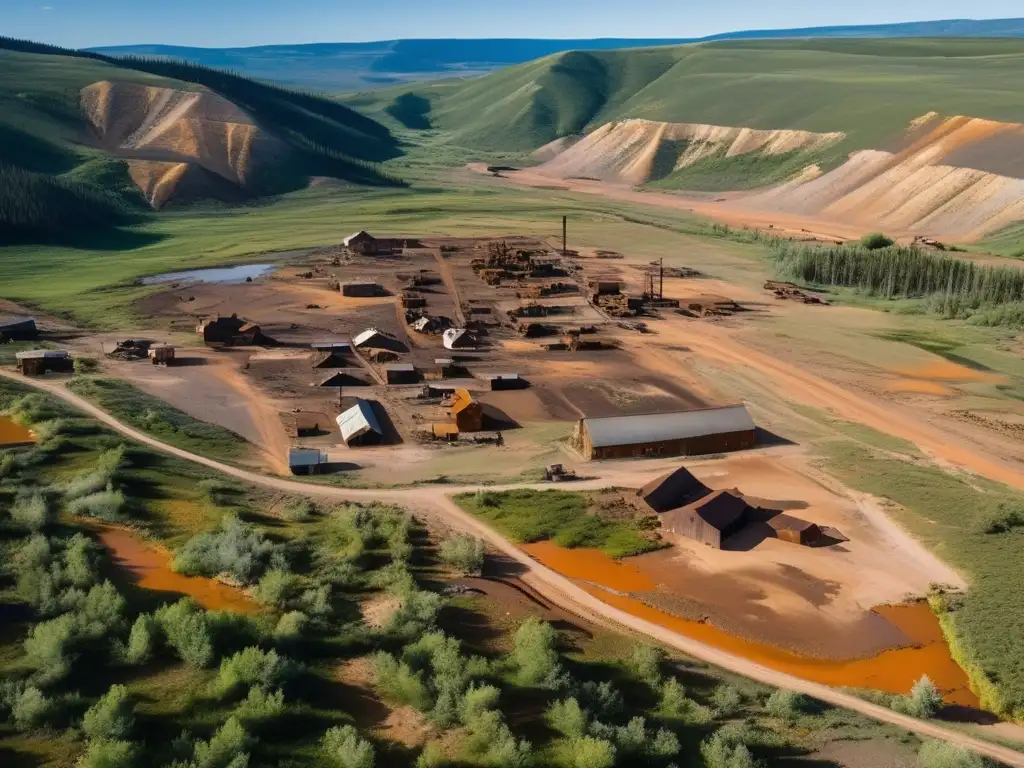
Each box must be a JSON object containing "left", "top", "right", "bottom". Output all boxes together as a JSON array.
[{"left": 3, "top": 0, "right": 1022, "bottom": 48}]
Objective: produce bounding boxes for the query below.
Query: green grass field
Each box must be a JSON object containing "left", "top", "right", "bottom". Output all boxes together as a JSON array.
[{"left": 454, "top": 489, "right": 662, "bottom": 558}]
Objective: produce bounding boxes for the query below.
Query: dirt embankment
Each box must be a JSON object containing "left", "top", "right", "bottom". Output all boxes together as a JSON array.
[
  {"left": 534, "top": 119, "right": 844, "bottom": 186},
  {"left": 531, "top": 114, "right": 1024, "bottom": 241},
  {"left": 80, "top": 80, "right": 284, "bottom": 208}
]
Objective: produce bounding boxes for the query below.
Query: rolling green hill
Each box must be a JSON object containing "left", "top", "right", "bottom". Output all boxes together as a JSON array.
[
  {"left": 0, "top": 38, "right": 401, "bottom": 243},
  {"left": 351, "top": 38, "right": 1024, "bottom": 156}
]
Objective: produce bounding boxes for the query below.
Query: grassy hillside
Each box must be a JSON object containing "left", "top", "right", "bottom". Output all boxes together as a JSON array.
[
  {"left": 351, "top": 38, "right": 1024, "bottom": 158},
  {"left": 0, "top": 38, "right": 401, "bottom": 243}
]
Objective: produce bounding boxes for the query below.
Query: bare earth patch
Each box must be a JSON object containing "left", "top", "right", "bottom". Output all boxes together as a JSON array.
[{"left": 360, "top": 593, "right": 402, "bottom": 629}]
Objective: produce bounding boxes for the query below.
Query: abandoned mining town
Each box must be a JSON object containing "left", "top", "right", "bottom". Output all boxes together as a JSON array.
[{"left": 6, "top": 218, "right": 1024, "bottom": 759}]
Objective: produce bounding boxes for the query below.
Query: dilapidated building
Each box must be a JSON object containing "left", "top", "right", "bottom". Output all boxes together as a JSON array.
[
  {"left": 0, "top": 315, "right": 38, "bottom": 342},
  {"left": 768, "top": 515, "right": 823, "bottom": 546},
  {"left": 572, "top": 405, "right": 756, "bottom": 461},
  {"left": 636, "top": 466, "right": 711, "bottom": 514},
  {"left": 288, "top": 447, "right": 328, "bottom": 476},
  {"left": 336, "top": 399, "right": 385, "bottom": 447},
  {"left": 16, "top": 350, "right": 73, "bottom": 376},
  {"left": 660, "top": 490, "right": 752, "bottom": 549},
  {"left": 448, "top": 389, "right": 484, "bottom": 432},
  {"left": 385, "top": 363, "right": 418, "bottom": 385}
]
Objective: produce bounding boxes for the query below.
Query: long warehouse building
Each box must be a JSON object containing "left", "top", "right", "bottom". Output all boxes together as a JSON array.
[{"left": 572, "top": 404, "right": 756, "bottom": 461}]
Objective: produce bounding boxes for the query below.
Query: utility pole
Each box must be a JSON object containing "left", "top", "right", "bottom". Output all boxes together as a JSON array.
[
  {"left": 562, "top": 215, "right": 567, "bottom": 258},
  {"left": 659, "top": 257, "right": 664, "bottom": 301}
]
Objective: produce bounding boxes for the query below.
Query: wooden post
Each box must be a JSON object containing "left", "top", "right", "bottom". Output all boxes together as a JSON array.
[{"left": 562, "top": 215, "right": 567, "bottom": 257}]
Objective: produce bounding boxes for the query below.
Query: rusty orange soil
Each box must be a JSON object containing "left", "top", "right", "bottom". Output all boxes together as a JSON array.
[
  {"left": 893, "top": 362, "right": 1004, "bottom": 384},
  {"left": 0, "top": 417, "right": 34, "bottom": 446},
  {"left": 96, "top": 526, "right": 258, "bottom": 613},
  {"left": 524, "top": 542, "right": 977, "bottom": 706},
  {"left": 885, "top": 379, "right": 957, "bottom": 396}
]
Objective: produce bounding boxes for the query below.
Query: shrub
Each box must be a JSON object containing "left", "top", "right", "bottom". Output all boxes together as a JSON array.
[
  {"left": 75, "top": 580, "right": 126, "bottom": 638},
  {"left": 281, "top": 499, "right": 316, "bottom": 522},
  {"left": 213, "top": 647, "right": 291, "bottom": 699},
  {"left": 234, "top": 687, "right": 285, "bottom": 728},
  {"left": 918, "top": 740, "right": 987, "bottom": 768},
  {"left": 12, "top": 685, "right": 51, "bottom": 731},
  {"left": 626, "top": 644, "right": 664, "bottom": 685},
  {"left": 77, "top": 739, "right": 139, "bottom": 768},
  {"left": 511, "top": 617, "right": 563, "bottom": 688},
  {"left": 155, "top": 599, "right": 214, "bottom": 669},
  {"left": 67, "top": 488, "right": 126, "bottom": 521},
  {"left": 122, "top": 614, "right": 156, "bottom": 665},
  {"left": 700, "top": 727, "right": 763, "bottom": 768},
  {"left": 547, "top": 698, "right": 588, "bottom": 739},
  {"left": 460, "top": 683, "right": 500, "bottom": 724},
  {"left": 860, "top": 232, "right": 895, "bottom": 250},
  {"left": 373, "top": 652, "right": 431, "bottom": 711},
  {"left": 64, "top": 533, "right": 98, "bottom": 587},
  {"left": 82, "top": 684, "right": 134, "bottom": 741},
  {"left": 274, "top": 611, "right": 307, "bottom": 642},
  {"left": 254, "top": 570, "right": 297, "bottom": 608},
  {"left": 711, "top": 684, "right": 744, "bottom": 715},
  {"left": 189, "top": 716, "right": 250, "bottom": 768},
  {"left": 463, "top": 709, "right": 533, "bottom": 767},
  {"left": 173, "top": 514, "right": 280, "bottom": 584},
  {"left": 907, "top": 675, "right": 944, "bottom": 718},
  {"left": 567, "top": 736, "right": 614, "bottom": 768},
  {"left": 416, "top": 742, "right": 446, "bottom": 768},
  {"left": 74, "top": 357, "right": 99, "bottom": 374},
  {"left": 577, "top": 680, "right": 623, "bottom": 720},
  {"left": 386, "top": 582, "right": 442, "bottom": 637},
  {"left": 12, "top": 491, "right": 56, "bottom": 531},
  {"left": 765, "top": 689, "right": 808, "bottom": 721},
  {"left": 438, "top": 534, "right": 485, "bottom": 576},
  {"left": 24, "top": 613, "right": 76, "bottom": 684},
  {"left": 322, "top": 725, "right": 375, "bottom": 768}
]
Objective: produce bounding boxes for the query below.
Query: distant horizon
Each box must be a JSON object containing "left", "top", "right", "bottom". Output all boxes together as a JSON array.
[{"left": 4, "top": 0, "right": 1023, "bottom": 49}]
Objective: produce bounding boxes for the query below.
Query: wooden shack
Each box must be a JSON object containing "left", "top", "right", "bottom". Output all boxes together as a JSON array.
[
  {"left": 660, "top": 490, "right": 751, "bottom": 549},
  {"left": 288, "top": 448, "right": 328, "bottom": 476},
  {"left": 637, "top": 466, "right": 711, "bottom": 514},
  {"left": 197, "top": 315, "right": 265, "bottom": 347},
  {"left": 768, "top": 515, "right": 823, "bottom": 546},
  {"left": 385, "top": 363, "right": 418, "bottom": 385},
  {"left": 148, "top": 345, "right": 175, "bottom": 365},
  {"left": 15, "top": 350, "right": 73, "bottom": 376},
  {"left": 340, "top": 281, "right": 380, "bottom": 297}
]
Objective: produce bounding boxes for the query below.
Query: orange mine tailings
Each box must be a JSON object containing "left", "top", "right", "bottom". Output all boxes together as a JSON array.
[
  {"left": 0, "top": 417, "right": 34, "bottom": 446},
  {"left": 523, "top": 542, "right": 977, "bottom": 707},
  {"left": 96, "top": 527, "right": 258, "bottom": 614}
]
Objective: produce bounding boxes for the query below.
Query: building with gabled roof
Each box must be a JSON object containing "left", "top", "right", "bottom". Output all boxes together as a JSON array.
[
  {"left": 637, "top": 466, "right": 711, "bottom": 514},
  {"left": 443, "top": 328, "right": 478, "bottom": 351},
  {"left": 16, "top": 350, "right": 73, "bottom": 376},
  {"left": 336, "top": 399, "right": 384, "bottom": 446},
  {"left": 353, "top": 327, "right": 408, "bottom": 354},
  {"left": 572, "top": 404, "right": 756, "bottom": 461},
  {"left": 448, "top": 388, "right": 484, "bottom": 432},
  {"left": 660, "top": 490, "right": 752, "bottom": 549}
]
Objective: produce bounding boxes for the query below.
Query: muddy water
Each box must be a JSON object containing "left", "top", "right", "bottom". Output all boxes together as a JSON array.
[
  {"left": 96, "top": 527, "right": 258, "bottom": 613},
  {"left": 0, "top": 417, "right": 34, "bottom": 446},
  {"left": 523, "top": 542, "right": 977, "bottom": 706}
]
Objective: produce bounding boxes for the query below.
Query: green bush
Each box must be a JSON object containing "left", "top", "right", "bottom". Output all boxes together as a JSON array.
[
  {"left": 459, "top": 683, "right": 500, "bottom": 724},
  {"left": 711, "top": 684, "right": 744, "bottom": 715},
  {"left": 82, "top": 684, "right": 134, "bottom": 741},
  {"left": 12, "top": 491, "right": 56, "bottom": 531},
  {"left": 122, "top": 614, "right": 156, "bottom": 665},
  {"left": 385, "top": 580, "right": 442, "bottom": 637},
  {"left": 281, "top": 499, "right": 316, "bottom": 522},
  {"left": 234, "top": 687, "right": 285, "bottom": 729},
  {"left": 511, "top": 617, "right": 564, "bottom": 689},
  {"left": 462, "top": 709, "right": 534, "bottom": 767},
  {"left": 254, "top": 570, "right": 297, "bottom": 608},
  {"left": 274, "top": 611, "right": 307, "bottom": 642},
  {"left": 322, "top": 725, "right": 376, "bottom": 768},
  {"left": 77, "top": 739, "right": 139, "bottom": 768},
  {"left": 213, "top": 647, "right": 291, "bottom": 699},
  {"left": 373, "top": 652, "right": 431, "bottom": 711},
  {"left": 24, "top": 613, "right": 76, "bottom": 684},
  {"left": 11, "top": 685, "right": 51, "bottom": 731},
  {"left": 187, "top": 716, "right": 250, "bottom": 768},
  {"left": 566, "top": 736, "right": 615, "bottom": 768},
  {"left": 155, "top": 599, "right": 214, "bottom": 669},
  {"left": 700, "top": 726, "right": 763, "bottom": 768},
  {"left": 67, "top": 488, "right": 126, "bottom": 521},
  {"left": 917, "top": 740, "right": 988, "bottom": 768},
  {"left": 577, "top": 680, "right": 622, "bottom": 720},
  {"left": 173, "top": 514, "right": 281, "bottom": 584},
  {"left": 765, "top": 689, "right": 809, "bottom": 721},
  {"left": 546, "top": 697, "right": 587, "bottom": 738},
  {"left": 438, "top": 534, "right": 485, "bottom": 576},
  {"left": 892, "top": 675, "right": 943, "bottom": 718},
  {"left": 75, "top": 581, "right": 127, "bottom": 639},
  {"left": 626, "top": 644, "right": 664, "bottom": 685},
  {"left": 860, "top": 232, "right": 895, "bottom": 250}
]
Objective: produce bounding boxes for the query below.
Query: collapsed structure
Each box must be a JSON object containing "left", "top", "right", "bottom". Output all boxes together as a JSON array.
[
  {"left": 353, "top": 328, "right": 408, "bottom": 354},
  {"left": 573, "top": 404, "right": 756, "bottom": 460},
  {"left": 197, "top": 315, "right": 268, "bottom": 347}
]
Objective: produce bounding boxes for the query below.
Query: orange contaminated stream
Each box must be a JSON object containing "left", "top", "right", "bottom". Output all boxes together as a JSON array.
[
  {"left": 893, "top": 362, "right": 1003, "bottom": 384},
  {"left": 0, "top": 417, "right": 34, "bottom": 445},
  {"left": 522, "top": 542, "right": 978, "bottom": 706},
  {"left": 96, "top": 527, "right": 258, "bottom": 614}
]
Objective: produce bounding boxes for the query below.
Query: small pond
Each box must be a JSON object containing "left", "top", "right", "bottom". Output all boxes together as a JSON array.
[{"left": 142, "top": 264, "right": 276, "bottom": 285}]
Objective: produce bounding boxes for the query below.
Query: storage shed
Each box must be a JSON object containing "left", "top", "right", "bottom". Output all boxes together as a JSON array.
[
  {"left": 572, "top": 405, "right": 756, "bottom": 461},
  {"left": 385, "top": 363, "right": 418, "bottom": 385},
  {"left": 288, "top": 447, "right": 328, "bottom": 476},
  {"left": 0, "top": 315, "right": 38, "bottom": 342},
  {"left": 197, "top": 315, "right": 267, "bottom": 347},
  {"left": 336, "top": 399, "right": 384, "bottom": 447},
  {"left": 353, "top": 328, "right": 408, "bottom": 354},
  {"left": 16, "top": 350, "right": 73, "bottom": 376},
  {"left": 340, "top": 281, "right": 380, "bottom": 297},
  {"left": 148, "top": 344, "right": 176, "bottom": 365},
  {"left": 660, "top": 490, "right": 751, "bottom": 549},
  {"left": 768, "top": 515, "right": 823, "bottom": 546},
  {"left": 637, "top": 466, "right": 711, "bottom": 514},
  {"left": 318, "top": 371, "right": 370, "bottom": 388},
  {"left": 448, "top": 389, "right": 484, "bottom": 432},
  {"left": 343, "top": 231, "right": 380, "bottom": 255},
  {"left": 488, "top": 374, "right": 528, "bottom": 391}
]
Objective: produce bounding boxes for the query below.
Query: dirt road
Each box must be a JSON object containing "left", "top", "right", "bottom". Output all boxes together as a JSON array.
[{"left": 2, "top": 369, "right": 1021, "bottom": 764}]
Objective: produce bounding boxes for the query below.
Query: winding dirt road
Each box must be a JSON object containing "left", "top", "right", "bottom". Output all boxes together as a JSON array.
[{"left": 3, "top": 368, "right": 1021, "bottom": 766}]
